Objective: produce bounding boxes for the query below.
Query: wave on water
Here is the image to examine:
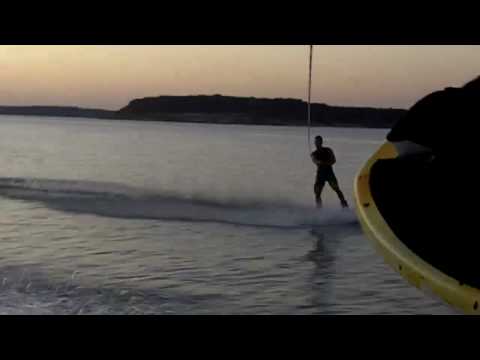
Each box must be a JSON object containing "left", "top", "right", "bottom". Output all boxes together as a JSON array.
[
  {"left": 0, "top": 177, "right": 358, "bottom": 229},
  {"left": 0, "top": 264, "right": 178, "bottom": 315}
]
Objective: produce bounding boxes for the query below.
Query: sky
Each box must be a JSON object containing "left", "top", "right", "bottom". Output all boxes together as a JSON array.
[{"left": 0, "top": 45, "right": 479, "bottom": 110}]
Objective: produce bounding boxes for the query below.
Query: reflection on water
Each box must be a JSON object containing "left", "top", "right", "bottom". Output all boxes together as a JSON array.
[
  {"left": 304, "top": 225, "right": 357, "bottom": 314},
  {"left": 306, "top": 230, "right": 336, "bottom": 314}
]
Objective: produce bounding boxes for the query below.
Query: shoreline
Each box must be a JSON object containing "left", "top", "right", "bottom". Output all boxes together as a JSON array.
[{"left": 0, "top": 112, "right": 393, "bottom": 129}]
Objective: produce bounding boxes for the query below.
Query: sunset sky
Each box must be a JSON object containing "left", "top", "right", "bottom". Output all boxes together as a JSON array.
[{"left": 0, "top": 45, "right": 479, "bottom": 110}]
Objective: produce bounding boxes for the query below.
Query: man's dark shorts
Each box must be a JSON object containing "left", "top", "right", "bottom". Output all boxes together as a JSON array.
[{"left": 314, "top": 167, "right": 338, "bottom": 193}]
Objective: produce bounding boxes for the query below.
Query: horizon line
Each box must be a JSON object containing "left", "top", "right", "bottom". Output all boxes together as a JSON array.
[{"left": 0, "top": 93, "right": 408, "bottom": 112}]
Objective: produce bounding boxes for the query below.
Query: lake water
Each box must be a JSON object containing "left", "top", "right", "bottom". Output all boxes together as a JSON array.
[{"left": 0, "top": 115, "right": 454, "bottom": 314}]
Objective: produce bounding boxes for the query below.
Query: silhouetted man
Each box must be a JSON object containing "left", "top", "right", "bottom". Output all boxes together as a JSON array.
[
  {"left": 311, "top": 135, "right": 349, "bottom": 208},
  {"left": 387, "top": 75, "right": 480, "bottom": 164},
  {"left": 375, "top": 76, "right": 480, "bottom": 284}
]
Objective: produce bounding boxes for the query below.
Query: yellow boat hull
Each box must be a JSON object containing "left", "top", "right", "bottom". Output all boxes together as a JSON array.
[{"left": 354, "top": 142, "right": 480, "bottom": 314}]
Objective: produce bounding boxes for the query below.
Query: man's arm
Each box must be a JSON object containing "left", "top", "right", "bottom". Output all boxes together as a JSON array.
[
  {"left": 325, "top": 148, "right": 336, "bottom": 166},
  {"left": 311, "top": 153, "right": 322, "bottom": 166}
]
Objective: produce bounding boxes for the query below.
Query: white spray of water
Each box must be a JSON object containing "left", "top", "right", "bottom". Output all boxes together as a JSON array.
[{"left": 0, "top": 177, "right": 358, "bottom": 229}]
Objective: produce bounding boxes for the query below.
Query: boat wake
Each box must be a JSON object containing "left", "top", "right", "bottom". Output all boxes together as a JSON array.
[{"left": 0, "top": 177, "right": 358, "bottom": 229}]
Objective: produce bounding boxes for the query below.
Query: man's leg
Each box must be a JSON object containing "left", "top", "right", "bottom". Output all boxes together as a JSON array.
[
  {"left": 329, "top": 179, "right": 349, "bottom": 208},
  {"left": 314, "top": 180, "right": 325, "bottom": 208}
]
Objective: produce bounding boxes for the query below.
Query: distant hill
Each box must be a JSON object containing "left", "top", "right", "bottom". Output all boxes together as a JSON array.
[
  {"left": 118, "top": 95, "right": 406, "bottom": 128},
  {"left": 0, "top": 95, "right": 407, "bottom": 128},
  {"left": 0, "top": 106, "right": 117, "bottom": 119}
]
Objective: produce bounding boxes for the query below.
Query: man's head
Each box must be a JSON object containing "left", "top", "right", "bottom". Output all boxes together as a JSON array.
[
  {"left": 314, "top": 135, "right": 323, "bottom": 149},
  {"left": 463, "top": 75, "right": 480, "bottom": 92}
]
